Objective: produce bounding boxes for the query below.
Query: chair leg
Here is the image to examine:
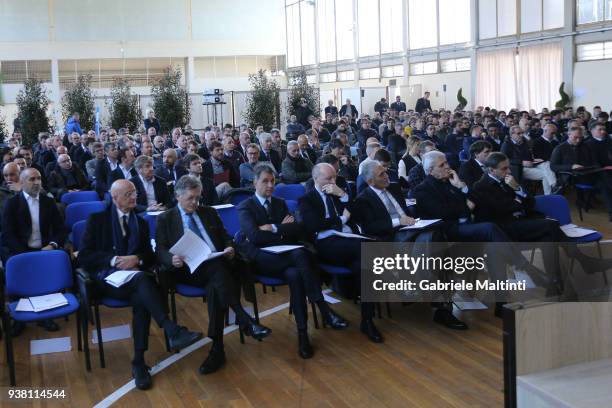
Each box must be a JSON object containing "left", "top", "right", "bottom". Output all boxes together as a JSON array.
[
  {"left": 251, "top": 288, "right": 260, "bottom": 325},
  {"left": 529, "top": 249, "right": 536, "bottom": 265},
  {"left": 4, "top": 313, "right": 15, "bottom": 386},
  {"left": 596, "top": 241, "right": 608, "bottom": 285},
  {"left": 271, "top": 286, "right": 276, "bottom": 292},
  {"left": 239, "top": 326, "right": 245, "bottom": 344},
  {"left": 81, "top": 307, "right": 91, "bottom": 372},
  {"left": 170, "top": 292, "right": 177, "bottom": 324},
  {"left": 93, "top": 304, "right": 105, "bottom": 369},
  {"left": 262, "top": 285, "right": 267, "bottom": 294},
  {"left": 311, "top": 302, "right": 320, "bottom": 329},
  {"left": 76, "top": 309, "right": 82, "bottom": 352},
  {"left": 578, "top": 205, "right": 584, "bottom": 222}
]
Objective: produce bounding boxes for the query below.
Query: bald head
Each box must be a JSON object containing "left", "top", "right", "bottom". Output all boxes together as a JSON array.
[
  {"left": 56, "top": 146, "right": 68, "bottom": 155},
  {"left": 312, "top": 163, "right": 337, "bottom": 189},
  {"left": 57, "top": 153, "right": 72, "bottom": 170},
  {"left": 3, "top": 162, "right": 20, "bottom": 184},
  {"left": 20, "top": 168, "right": 42, "bottom": 196},
  {"left": 110, "top": 179, "right": 137, "bottom": 213}
]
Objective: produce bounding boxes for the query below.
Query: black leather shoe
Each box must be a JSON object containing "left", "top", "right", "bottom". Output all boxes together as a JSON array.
[
  {"left": 199, "top": 349, "right": 226, "bottom": 375},
  {"left": 494, "top": 302, "right": 506, "bottom": 319},
  {"left": 241, "top": 319, "right": 272, "bottom": 341},
  {"left": 132, "top": 364, "right": 152, "bottom": 390},
  {"left": 167, "top": 326, "right": 202, "bottom": 352},
  {"left": 298, "top": 331, "right": 313, "bottom": 359},
  {"left": 360, "top": 320, "right": 383, "bottom": 343},
  {"left": 37, "top": 319, "right": 59, "bottom": 332},
  {"left": 323, "top": 309, "right": 349, "bottom": 329},
  {"left": 433, "top": 309, "right": 468, "bottom": 330}
]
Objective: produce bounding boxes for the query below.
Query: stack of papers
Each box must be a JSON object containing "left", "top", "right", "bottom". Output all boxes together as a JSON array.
[
  {"left": 560, "top": 224, "right": 598, "bottom": 238},
  {"left": 146, "top": 211, "right": 164, "bottom": 216},
  {"left": 317, "top": 230, "right": 373, "bottom": 240},
  {"left": 212, "top": 204, "right": 234, "bottom": 210},
  {"left": 16, "top": 293, "right": 68, "bottom": 312},
  {"left": 105, "top": 270, "right": 141, "bottom": 288},
  {"left": 400, "top": 219, "right": 441, "bottom": 230},
  {"left": 261, "top": 245, "right": 303, "bottom": 254},
  {"left": 170, "top": 229, "right": 224, "bottom": 273}
]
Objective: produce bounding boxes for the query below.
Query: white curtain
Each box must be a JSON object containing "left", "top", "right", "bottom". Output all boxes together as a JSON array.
[
  {"left": 517, "top": 42, "right": 563, "bottom": 111},
  {"left": 475, "top": 48, "right": 518, "bottom": 112}
]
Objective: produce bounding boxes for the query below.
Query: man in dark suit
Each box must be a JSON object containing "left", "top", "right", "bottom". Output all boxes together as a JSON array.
[
  {"left": 78, "top": 179, "right": 203, "bottom": 390},
  {"left": 2, "top": 168, "right": 68, "bottom": 334},
  {"left": 300, "top": 163, "right": 382, "bottom": 343},
  {"left": 414, "top": 92, "right": 431, "bottom": 114},
  {"left": 258, "top": 133, "right": 282, "bottom": 173},
  {"left": 324, "top": 99, "right": 338, "bottom": 117},
  {"left": 297, "top": 134, "right": 318, "bottom": 165},
  {"left": 458, "top": 141, "right": 492, "bottom": 188},
  {"left": 390, "top": 95, "right": 407, "bottom": 113},
  {"left": 110, "top": 147, "right": 138, "bottom": 184},
  {"left": 281, "top": 141, "right": 313, "bottom": 184},
  {"left": 339, "top": 98, "right": 358, "bottom": 119},
  {"left": 304, "top": 154, "right": 351, "bottom": 199},
  {"left": 183, "top": 153, "right": 219, "bottom": 206},
  {"left": 130, "top": 156, "right": 172, "bottom": 213},
  {"left": 586, "top": 122, "right": 612, "bottom": 167},
  {"left": 154, "top": 148, "right": 186, "bottom": 183},
  {"left": 155, "top": 175, "right": 270, "bottom": 375},
  {"left": 237, "top": 164, "right": 347, "bottom": 359},
  {"left": 532, "top": 123, "right": 559, "bottom": 162},
  {"left": 95, "top": 142, "right": 119, "bottom": 198},
  {"left": 485, "top": 123, "right": 503, "bottom": 152},
  {"left": 47, "top": 154, "right": 90, "bottom": 200}
]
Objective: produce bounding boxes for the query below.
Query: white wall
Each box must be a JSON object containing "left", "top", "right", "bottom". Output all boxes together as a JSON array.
[
  {"left": 408, "top": 71, "right": 472, "bottom": 111},
  {"left": 573, "top": 60, "right": 612, "bottom": 110}
]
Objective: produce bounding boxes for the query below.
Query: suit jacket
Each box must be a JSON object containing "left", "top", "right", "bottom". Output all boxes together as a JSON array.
[
  {"left": 532, "top": 136, "right": 559, "bottom": 162},
  {"left": 237, "top": 195, "right": 304, "bottom": 259},
  {"left": 110, "top": 166, "right": 138, "bottom": 184},
  {"left": 94, "top": 159, "right": 116, "bottom": 197},
  {"left": 324, "top": 106, "right": 338, "bottom": 116},
  {"left": 390, "top": 101, "right": 407, "bottom": 112},
  {"left": 260, "top": 149, "right": 282, "bottom": 173},
  {"left": 202, "top": 159, "right": 240, "bottom": 188},
  {"left": 130, "top": 175, "right": 172, "bottom": 213},
  {"left": 412, "top": 175, "right": 471, "bottom": 225},
  {"left": 281, "top": 156, "right": 313, "bottom": 184},
  {"left": 415, "top": 98, "right": 431, "bottom": 114},
  {"left": 459, "top": 159, "right": 485, "bottom": 188},
  {"left": 339, "top": 104, "right": 358, "bottom": 118},
  {"left": 155, "top": 206, "right": 232, "bottom": 272},
  {"left": 471, "top": 174, "right": 537, "bottom": 224},
  {"left": 300, "top": 147, "right": 317, "bottom": 165},
  {"left": 47, "top": 166, "right": 90, "bottom": 200},
  {"left": 586, "top": 137, "right": 612, "bottom": 167},
  {"left": 1, "top": 192, "right": 67, "bottom": 256},
  {"left": 154, "top": 164, "right": 188, "bottom": 183},
  {"left": 298, "top": 189, "right": 356, "bottom": 240},
  {"left": 550, "top": 141, "right": 597, "bottom": 173},
  {"left": 352, "top": 186, "right": 411, "bottom": 241},
  {"left": 196, "top": 174, "right": 219, "bottom": 207},
  {"left": 77, "top": 208, "right": 155, "bottom": 278}
]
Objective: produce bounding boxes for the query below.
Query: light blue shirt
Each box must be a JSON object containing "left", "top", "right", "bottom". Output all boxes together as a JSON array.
[{"left": 178, "top": 205, "right": 217, "bottom": 251}]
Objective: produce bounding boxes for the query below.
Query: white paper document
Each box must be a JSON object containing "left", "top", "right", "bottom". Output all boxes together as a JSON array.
[
  {"left": 169, "top": 229, "right": 224, "bottom": 273},
  {"left": 92, "top": 324, "right": 132, "bottom": 344},
  {"left": 105, "top": 270, "right": 141, "bottom": 288},
  {"left": 212, "top": 203, "right": 234, "bottom": 210},
  {"left": 16, "top": 298, "right": 34, "bottom": 312},
  {"left": 261, "top": 245, "right": 304, "bottom": 254},
  {"left": 317, "top": 230, "right": 373, "bottom": 240},
  {"left": 405, "top": 199, "right": 417, "bottom": 207},
  {"left": 30, "top": 337, "right": 72, "bottom": 355},
  {"left": 26, "top": 293, "right": 68, "bottom": 312},
  {"left": 560, "top": 224, "right": 598, "bottom": 238},
  {"left": 146, "top": 211, "right": 164, "bottom": 216},
  {"left": 400, "top": 219, "right": 442, "bottom": 230},
  {"left": 453, "top": 295, "right": 489, "bottom": 310}
]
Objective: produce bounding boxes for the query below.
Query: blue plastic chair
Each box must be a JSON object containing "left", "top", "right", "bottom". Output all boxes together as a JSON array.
[
  {"left": 226, "top": 189, "right": 254, "bottom": 206},
  {"left": 142, "top": 212, "right": 158, "bottom": 240},
  {"left": 60, "top": 191, "right": 100, "bottom": 206},
  {"left": 65, "top": 201, "right": 107, "bottom": 229},
  {"left": 71, "top": 220, "right": 88, "bottom": 251},
  {"left": 216, "top": 206, "right": 240, "bottom": 237},
  {"left": 286, "top": 199, "right": 298, "bottom": 214},
  {"left": 459, "top": 150, "right": 470, "bottom": 162},
  {"left": 4, "top": 250, "right": 90, "bottom": 384},
  {"left": 273, "top": 184, "right": 306, "bottom": 201}
]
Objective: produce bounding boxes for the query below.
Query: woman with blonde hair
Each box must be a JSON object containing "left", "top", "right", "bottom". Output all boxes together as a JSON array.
[{"left": 398, "top": 136, "right": 421, "bottom": 181}]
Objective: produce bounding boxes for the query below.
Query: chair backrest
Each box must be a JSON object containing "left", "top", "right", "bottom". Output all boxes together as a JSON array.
[
  {"left": 71, "top": 220, "right": 88, "bottom": 251},
  {"left": 459, "top": 150, "right": 470, "bottom": 162},
  {"left": 286, "top": 199, "right": 298, "bottom": 214},
  {"left": 273, "top": 183, "right": 306, "bottom": 201},
  {"left": 142, "top": 213, "right": 158, "bottom": 240},
  {"left": 5, "top": 250, "right": 73, "bottom": 297},
  {"left": 356, "top": 174, "right": 367, "bottom": 195},
  {"left": 226, "top": 189, "right": 254, "bottom": 206},
  {"left": 60, "top": 190, "right": 100, "bottom": 206},
  {"left": 217, "top": 206, "right": 240, "bottom": 237},
  {"left": 534, "top": 194, "right": 571, "bottom": 226},
  {"left": 65, "top": 201, "right": 107, "bottom": 229}
]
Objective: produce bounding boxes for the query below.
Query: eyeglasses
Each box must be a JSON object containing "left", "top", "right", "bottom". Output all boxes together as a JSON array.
[{"left": 121, "top": 190, "right": 137, "bottom": 198}]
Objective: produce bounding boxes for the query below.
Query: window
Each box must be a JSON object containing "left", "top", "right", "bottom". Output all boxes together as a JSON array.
[
  {"left": 479, "top": 0, "right": 517, "bottom": 39},
  {"left": 439, "top": 0, "right": 471, "bottom": 45},
  {"left": 409, "top": 61, "right": 438, "bottom": 75},
  {"left": 380, "top": 0, "right": 403, "bottom": 54},
  {"left": 286, "top": 2, "right": 301, "bottom": 67},
  {"left": 521, "top": 0, "right": 564, "bottom": 32},
  {"left": 358, "top": 0, "right": 380, "bottom": 57},
  {"left": 360, "top": 67, "right": 381, "bottom": 79},
  {"left": 317, "top": 0, "right": 336, "bottom": 63},
  {"left": 300, "top": 1, "right": 317, "bottom": 65},
  {"left": 335, "top": 0, "right": 355, "bottom": 60},
  {"left": 0, "top": 60, "right": 52, "bottom": 83},
  {"left": 409, "top": 0, "right": 438, "bottom": 49},
  {"left": 320, "top": 72, "right": 337, "bottom": 82},
  {"left": 577, "top": 0, "right": 605, "bottom": 24},
  {"left": 337, "top": 70, "right": 355, "bottom": 81},
  {"left": 576, "top": 41, "right": 612, "bottom": 60},
  {"left": 285, "top": 0, "right": 316, "bottom": 67},
  {"left": 440, "top": 57, "right": 471, "bottom": 72},
  {"left": 382, "top": 65, "right": 404, "bottom": 77},
  {"left": 306, "top": 74, "right": 317, "bottom": 83}
]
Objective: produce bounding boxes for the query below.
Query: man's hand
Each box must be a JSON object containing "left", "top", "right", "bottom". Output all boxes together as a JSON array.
[
  {"left": 448, "top": 170, "right": 466, "bottom": 190},
  {"left": 342, "top": 208, "right": 351, "bottom": 220},
  {"left": 533, "top": 158, "right": 544, "bottom": 164},
  {"left": 466, "top": 199, "right": 476, "bottom": 211},
  {"left": 282, "top": 215, "right": 295, "bottom": 224},
  {"left": 171, "top": 255, "right": 184, "bottom": 268},
  {"left": 572, "top": 164, "right": 584, "bottom": 170},
  {"left": 223, "top": 247, "right": 235, "bottom": 259},
  {"left": 147, "top": 203, "right": 165, "bottom": 211},
  {"left": 116, "top": 255, "right": 139, "bottom": 270},
  {"left": 41, "top": 245, "right": 54, "bottom": 251},
  {"left": 321, "top": 183, "right": 345, "bottom": 197},
  {"left": 6, "top": 182, "right": 21, "bottom": 192},
  {"left": 505, "top": 174, "right": 520, "bottom": 190},
  {"left": 522, "top": 160, "right": 533, "bottom": 168},
  {"left": 259, "top": 224, "right": 274, "bottom": 231},
  {"left": 400, "top": 215, "right": 416, "bottom": 226}
]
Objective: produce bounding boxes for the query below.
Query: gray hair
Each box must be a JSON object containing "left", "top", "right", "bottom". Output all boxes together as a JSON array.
[
  {"left": 422, "top": 150, "right": 446, "bottom": 175},
  {"left": 134, "top": 155, "right": 153, "bottom": 170},
  {"left": 287, "top": 140, "right": 299, "bottom": 149},
  {"left": 365, "top": 143, "right": 381, "bottom": 157},
  {"left": 174, "top": 175, "right": 202, "bottom": 198},
  {"left": 361, "top": 160, "right": 381, "bottom": 183},
  {"left": 258, "top": 132, "right": 272, "bottom": 144}
]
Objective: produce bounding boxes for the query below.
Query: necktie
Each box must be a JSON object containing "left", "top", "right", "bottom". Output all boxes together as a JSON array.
[
  {"left": 263, "top": 199, "right": 272, "bottom": 219},
  {"left": 187, "top": 213, "right": 205, "bottom": 241},
  {"left": 381, "top": 191, "right": 400, "bottom": 219},
  {"left": 325, "top": 194, "right": 337, "bottom": 219},
  {"left": 121, "top": 215, "right": 130, "bottom": 250}
]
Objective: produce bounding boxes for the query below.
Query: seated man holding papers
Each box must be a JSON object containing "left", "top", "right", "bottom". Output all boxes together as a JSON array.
[
  {"left": 155, "top": 175, "right": 271, "bottom": 375},
  {"left": 78, "top": 179, "right": 203, "bottom": 391},
  {"left": 237, "top": 164, "right": 348, "bottom": 359},
  {"left": 299, "top": 163, "right": 382, "bottom": 343}
]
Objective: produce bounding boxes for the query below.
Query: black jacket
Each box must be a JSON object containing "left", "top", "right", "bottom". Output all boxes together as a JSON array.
[
  {"left": 298, "top": 189, "right": 357, "bottom": 240},
  {"left": 47, "top": 166, "right": 90, "bottom": 200},
  {"left": 110, "top": 166, "right": 138, "bottom": 184},
  {"left": 471, "top": 174, "right": 536, "bottom": 224},
  {"left": 532, "top": 136, "right": 559, "bottom": 162},
  {"left": 458, "top": 158, "right": 485, "bottom": 188},
  {"left": 130, "top": 175, "right": 173, "bottom": 213},
  {"left": 415, "top": 98, "right": 431, "bottom": 114},
  {"left": 550, "top": 141, "right": 597, "bottom": 173},
  {"left": 391, "top": 101, "right": 407, "bottom": 112},
  {"left": 412, "top": 175, "right": 471, "bottom": 225},
  {"left": 260, "top": 149, "right": 282, "bottom": 173},
  {"left": 281, "top": 156, "right": 313, "bottom": 184},
  {"left": 352, "top": 186, "right": 410, "bottom": 241}
]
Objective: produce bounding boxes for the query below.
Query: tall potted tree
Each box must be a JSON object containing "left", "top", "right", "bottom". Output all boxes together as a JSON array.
[
  {"left": 150, "top": 66, "right": 191, "bottom": 131},
  {"left": 16, "top": 78, "right": 51, "bottom": 146},
  {"left": 243, "top": 69, "right": 280, "bottom": 130},
  {"left": 107, "top": 78, "right": 143, "bottom": 132},
  {"left": 287, "top": 69, "right": 319, "bottom": 122},
  {"left": 61, "top": 74, "right": 96, "bottom": 132}
]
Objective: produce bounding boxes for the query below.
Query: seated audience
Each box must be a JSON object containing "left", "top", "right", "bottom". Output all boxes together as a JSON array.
[{"left": 281, "top": 141, "right": 313, "bottom": 184}]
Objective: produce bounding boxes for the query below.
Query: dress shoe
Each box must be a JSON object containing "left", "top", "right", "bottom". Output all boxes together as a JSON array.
[
  {"left": 37, "top": 319, "right": 59, "bottom": 332},
  {"left": 132, "top": 364, "right": 152, "bottom": 390},
  {"left": 10, "top": 321, "right": 25, "bottom": 337},
  {"left": 298, "top": 331, "right": 313, "bottom": 359},
  {"left": 360, "top": 319, "right": 383, "bottom": 343},
  {"left": 494, "top": 302, "right": 506, "bottom": 319},
  {"left": 241, "top": 319, "right": 272, "bottom": 341},
  {"left": 323, "top": 309, "right": 349, "bottom": 329},
  {"left": 433, "top": 309, "right": 468, "bottom": 330},
  {"left": 167, "top": 326, "right": 203, "bottom": 352},
  {"left": 199, "top": 349, "right": 226, "bottom": 375}
]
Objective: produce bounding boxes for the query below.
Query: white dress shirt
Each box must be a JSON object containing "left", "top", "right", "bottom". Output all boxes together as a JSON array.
[
  {"left": 369, "top": 186, "right": 406, "bottom": 227},
  {"left": 314, "top": 185, "right": 351, "bottom": 234},
  {"left": 23, "top": 191, "right": 42, "bottom": 248},
  {"left": 139, "top": 175, "right": 156, "bottom": 206}
]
